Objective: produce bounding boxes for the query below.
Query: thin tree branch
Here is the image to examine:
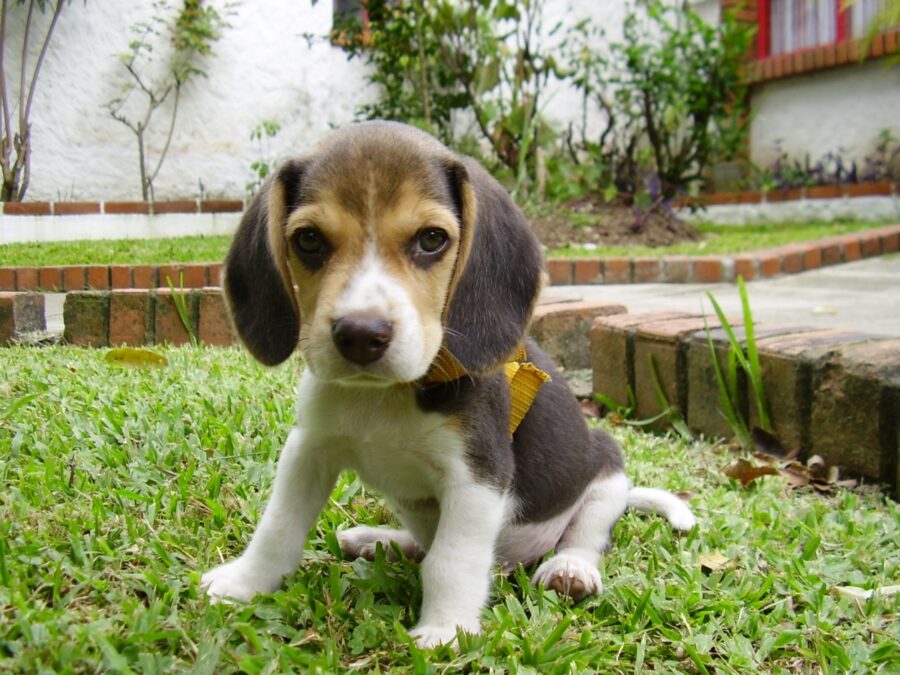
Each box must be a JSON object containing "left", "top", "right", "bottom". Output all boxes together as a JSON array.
[{"left": 148, "top": 78, "right": 181, "bottom": 190}]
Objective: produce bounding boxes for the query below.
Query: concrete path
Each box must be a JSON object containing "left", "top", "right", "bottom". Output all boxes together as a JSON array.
[{"left": 543, "top": 254, "right": 900, "bottom": 338}]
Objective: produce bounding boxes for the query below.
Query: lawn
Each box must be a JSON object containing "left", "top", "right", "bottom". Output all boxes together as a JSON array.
[
  {"left": 0, "top": 220, "right": 891, "bottom": 267},
  {"left": 1, "top": 346, "right": 898, "bottom": 673},
  {"left": 551, "top": 220, "right": 890, "bottom": 258}
]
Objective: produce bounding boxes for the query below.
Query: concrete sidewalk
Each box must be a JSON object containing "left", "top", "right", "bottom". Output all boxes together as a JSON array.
[{"left": 543, "top": 254, "right": 900, "bottom": 338}]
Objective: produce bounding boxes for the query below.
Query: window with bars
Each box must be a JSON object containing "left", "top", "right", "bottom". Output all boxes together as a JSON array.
[{"left": 759, "top": 0, "right": 886, "bottom": 57}]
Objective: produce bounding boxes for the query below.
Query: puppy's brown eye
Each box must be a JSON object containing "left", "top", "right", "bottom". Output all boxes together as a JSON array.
[
  {"left": 291, "top": 227, "right": 330, "bottom": 270},
  {"left": 416, "top": 228, "right": 448, "bottom": 254}
]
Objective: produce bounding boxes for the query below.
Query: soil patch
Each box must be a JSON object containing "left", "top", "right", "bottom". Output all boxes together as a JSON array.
[{"left": 530, "top": 197, "right": 703, "bottom": 251}]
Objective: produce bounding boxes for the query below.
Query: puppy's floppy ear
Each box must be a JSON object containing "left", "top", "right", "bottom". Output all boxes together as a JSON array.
[
  {"left": 443, "top": 158, "right": 544, "bottom": 374},
  {"left": 222, "top": 160, "right": 305, "bottom": 366}
]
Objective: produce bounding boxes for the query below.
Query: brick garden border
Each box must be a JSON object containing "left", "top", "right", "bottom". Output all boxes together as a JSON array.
[
  {"left": 546, "top": 224, "right": 900, "bottom": 286},
  {"left": 592, "top": 311, "right": 900, "bottom": 494},
  {"left": 0, "top": 199, "right": 243, "bottom": 216},
  {"left": 3, "top": 224, "right": 898, "bottom": 292}
]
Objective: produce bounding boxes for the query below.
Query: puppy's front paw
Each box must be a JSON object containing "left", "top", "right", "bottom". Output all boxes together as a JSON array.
[
  {"left": 532, "top": 552, "right": 603, "bottom": 601},
  {"left": 200, "top": 557, "right": 282, "bottom": 603},
  {"left": 409, "top": 623, "right": 474, "bottom": 649}
]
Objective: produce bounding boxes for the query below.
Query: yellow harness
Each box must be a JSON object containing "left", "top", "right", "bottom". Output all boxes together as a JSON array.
[{"left": 422, "top": 345, "right": 551, "bottom": 436}]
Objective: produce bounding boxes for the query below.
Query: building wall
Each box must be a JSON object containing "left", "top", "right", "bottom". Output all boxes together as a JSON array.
[
  {"left": 6, "top": 0, "right": 372, "bottom": 201},
  {"left": 750, "top": 59, "right": 900, "bottom": 171}
]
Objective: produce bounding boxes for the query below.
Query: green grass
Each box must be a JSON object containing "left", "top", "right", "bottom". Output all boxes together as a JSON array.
[
  {"left": 2, "top": 346, "right": 898, "bottom": 672},
  {"left": 0, "top": 219, "right": 894, "bottom": 268},
  {"left": 551, "top": 220, "right": 891, "bottom": 258},
  {"left": 0, "top": 236, "right": 231, "bottom": 267}
]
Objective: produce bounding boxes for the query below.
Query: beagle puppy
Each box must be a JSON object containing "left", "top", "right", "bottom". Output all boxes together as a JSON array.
[{"left": 200, "top": 121, "right": 695, "bottom": 648}]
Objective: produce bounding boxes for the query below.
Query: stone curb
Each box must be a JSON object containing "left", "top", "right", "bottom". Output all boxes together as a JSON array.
[
  {"left": 3, "top": 226, "right": 898, "bottom": 293},
  {"left": 592, "top": 312, "right": 900, "bottom": 494},
  {"left": 546, "top": 223, "right": 900, "bottom": 285},
  {"left": 0, "top": 292, "right": 46, "bottom": 343}
]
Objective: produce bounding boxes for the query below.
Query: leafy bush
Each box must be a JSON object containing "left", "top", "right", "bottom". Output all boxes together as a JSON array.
[
  {"left": 336, "top": 0, "right": 565, "bottom": 198},
  {"left": 567, "top": 0, "right": 754, "bottom": 202}
]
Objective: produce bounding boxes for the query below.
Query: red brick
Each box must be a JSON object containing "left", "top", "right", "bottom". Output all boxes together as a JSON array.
[
  {"left": 694, "top": 257, "right": 723, "bottom": 283},
  {"left": 845, "top": 181, "right": 892, "bottom": 198},
  {"left": 104, "top": 201, "right": 150, "bottom": 214},
  {"left": 805, "top": 184, "right": 842, "bottom": 200},
  {"left": 546, "top": 259, "right": 573, "bottom": 285},
  {"left": 157, "top": 264, "right": 182, "bottom": 288},
  {"left": 733, "top": 256, "right": 758, "bottom": 282},
  {"left": 152, "top": 200, "right": 197, "bottom": 214},
  {"left": 63, "top": 292, "right": 110, "bottom": 347},
  {"left": 3, "top": 202, "right": 51, "bottom": 215},
  {"left": 154, "top": 289, "right": 199, "bottom": 345},
  {"left": 54, "top": 201, "right": 101, "bottom": 215},
  {"left": 109, "top": 290, "right": 153, "bottom": 346},
  {"left": 802, "top": 246, "right": 822, "bottom": 270},
  {"left": 837, "top": 235, "right": 862, "bottom": 261},
  {"left": 663, "top": 256, "right": 693, "bottom": 283},
  {"left": 62, "top": 266, "right": 86, "bottom": 291},
  {"left": 769, "top": 245, "right": 804, "bottom": 274},
  {"left": 603, "top": 258, "right": 631, "bottom": 284},
  {"left": 573, "top": 259, "right": 602, "bottom": 285},
  {"left": 16, "top": 268, "right": 38, "bottom": 291},
  {"left": 38, "top": 267, "right": 63, "bottom": 291},
  {"left": 86, "top": 265, "right": 110, "bottom": 290},
  {"left": 633, "top": 257, "right": 662, "bottom": 283},
  {"left": 132, "top": 265, "right": 157, "bottom": 288},
  {"left": 809, "top": 339, "right": 900, "bottom": 481},
  {"left": 207, "top": 263, "right": 224, "bottom": 287},
  {"left": 0, "top": 268, "right": 15, "bottom": 291},
  {"left": 633, "top": 316, "right": 708, "bottom": 426},
  {"left": 880, "top": 230, "right": 899, "bottom": 254},
  {"left": 765, "top": 187, "right": 803, "bottom": 203},
  {"left": 591, "top": 311, "right": 692, "bottom": 408},
  {"left": 531, "top": 300, "right": 627, "bottom": 370},
  {"left": 198, "top": 288, "right": 235, "bottom": 346},
  {"left": 200, "top": 199, "right": 243, "bottom": 213},
  {"left": 0, "top": 291, "right": 45, "bottom": 343},
  {"left": 181, "top": 263, "right": 208, "bottom": 288},
  {"left": 821, "top": 242, "right": 842, "bottom": 266},
  {"left": 110, "top": 265, "right": 133, "bottom": 289},
  {"left": 859, "top": 233, "right": 882, "bottom": 258}
]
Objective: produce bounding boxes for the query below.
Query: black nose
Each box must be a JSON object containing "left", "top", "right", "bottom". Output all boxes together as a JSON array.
[{"left": 331, "top": 315, "right": 394, "bottom": 365}]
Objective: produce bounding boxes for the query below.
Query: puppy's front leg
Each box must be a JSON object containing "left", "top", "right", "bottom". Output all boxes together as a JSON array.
[
  {"left": 201, "top": 427, "right": 337, "bottom": 602},
  {"left": 410, "top": 481, "right": 506, "bottom": 648}
]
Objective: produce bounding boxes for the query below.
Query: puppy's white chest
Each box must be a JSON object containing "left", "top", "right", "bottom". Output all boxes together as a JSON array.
[{"left": 298, "top": 374, "right": 461, "bottom": 500}]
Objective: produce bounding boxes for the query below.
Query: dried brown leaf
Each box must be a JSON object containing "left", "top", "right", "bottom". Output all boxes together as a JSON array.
[
  {"left": 724, "top": 458, "right": 780, "bottom": 487},
  {"left": 698, "top": 551, "right": 731, "bottom": 573}
]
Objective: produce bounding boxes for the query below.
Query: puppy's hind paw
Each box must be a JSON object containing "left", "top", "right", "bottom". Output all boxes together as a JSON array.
[{"left": 532, "top": 552, "right": 602, "bottom": 602}]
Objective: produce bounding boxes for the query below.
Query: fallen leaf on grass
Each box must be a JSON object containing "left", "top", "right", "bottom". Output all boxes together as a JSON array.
[
  {"left": 105, "top": 348, "right": 168, "bottom": 368},
  {"left": 831, "top": 585, "right": 900, "bottom": 602},
  {"left": 698, "top": 552, "right": 731, "bottom": 573},
  {"left": 724, "top": 458, "right": 780, "bottom": 487}
]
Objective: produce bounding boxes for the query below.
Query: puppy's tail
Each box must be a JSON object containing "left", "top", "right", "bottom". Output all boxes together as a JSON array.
[{"left": 628, "top": 487, "right": 696, "bottom": 531}]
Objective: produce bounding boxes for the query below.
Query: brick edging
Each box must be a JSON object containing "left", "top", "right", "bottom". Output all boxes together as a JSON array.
[
  {"left": 592, "top": 311, "right": 900, "bottom": 494},
  {"left": 2, "top": 226, "right": 898, "bottom": 293},
  {"left": 0, "top": 263, "right": 223, "bottom": 293},
  {"left": 0, "top": 199, "right": 244, "bottom": 216},
  {"left": 546, "top": 224, "right": 900, "bottom": 286}
]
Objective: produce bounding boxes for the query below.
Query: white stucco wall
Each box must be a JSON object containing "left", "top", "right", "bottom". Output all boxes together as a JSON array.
[
  {"left": 5, "top": 0, "right": 372, "bottom": 201},
  {"left": 750, "top": 60, "right": 900, "bottom": 170},
  {"left": 5, "top": 0, "right": 897, "bottom": 203}
]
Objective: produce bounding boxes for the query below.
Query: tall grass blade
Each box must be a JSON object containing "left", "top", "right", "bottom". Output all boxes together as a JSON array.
[
  {"left": 738, "top": 275, "right": 772, "bottom": 431},
  {"left": 704, "top": 314, "right": 751, "bottom": 448}
]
